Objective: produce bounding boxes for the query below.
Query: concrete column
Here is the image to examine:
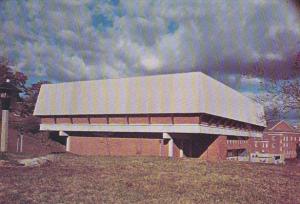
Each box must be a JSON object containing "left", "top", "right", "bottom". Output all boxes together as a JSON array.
[
  {"left": 16, "top": 137, "right": 19, "bottom": 152},
  {"left": 20, "top": 134, "right": 23, "bottom": 153},
  {"left": 163, "top": 132, "right": 173, "bottom": 157},
  {"left": 66, "top": 136, "right": 70, "bottom": 152},
  {"left": 179, "top": 140, "right": 184, "bottom": 158},
  {"left": 1, "top": 110, "right": 9, "bottom": 152},
  {"left": 168, "top": 138, "right": 174, "bottom": 157}
]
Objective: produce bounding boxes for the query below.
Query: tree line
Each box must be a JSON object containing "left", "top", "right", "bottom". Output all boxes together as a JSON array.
[
  {"left": 0, "top": 57, "right": 50, "bottom": 134},
  {"left": 0, "top": 57, "right": 50, "bottom": 117}
]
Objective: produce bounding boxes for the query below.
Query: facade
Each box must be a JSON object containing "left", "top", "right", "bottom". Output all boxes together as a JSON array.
[
  {"left": 34, "top": 72, "right": 266, "bottom": 161},
  {"left": 226, "top": 120, "right": 300, "bottom": 163}
]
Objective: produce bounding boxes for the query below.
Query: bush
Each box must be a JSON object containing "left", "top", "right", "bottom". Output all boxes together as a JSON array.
[{"left": 0, "top": 152, "right": 8, "bottom": 160}]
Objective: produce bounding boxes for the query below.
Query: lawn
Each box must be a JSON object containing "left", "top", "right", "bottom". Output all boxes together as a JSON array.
[{"left": 0, "top": 154, "right": 299, "bottom": 204}]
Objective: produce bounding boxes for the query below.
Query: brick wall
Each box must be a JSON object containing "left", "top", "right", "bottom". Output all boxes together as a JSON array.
[
  {"left": 150, "top": 116, "right": 172, "bottom": 124},
  {"left": 69, "top": 136, "right": 167, "bottom": 156},
  {"left": 41, "top": 117, "right": 55, "bottom": 124},
  {"left": 128, "top": 116, "right": 149, "bottom": 124},
  {"left": 40, "top": 114, "right": 203, "bottom": 125},
  {"left": 56, "top": 117, "right": 71, "bottom": 124},
  {"left": 173, "top": 116, "right": 200, "bottom": 124},
  {"left": 90, "top": 117, "right": 107, "bottom": 124},
  {"left": 198, "top": 135, "right": 227, "bottom": 161},
  {"left": 249, "top": 132, "right": 300, "bottom": 159},
  {"left": 67, "top": 133, "right": 227, "bottom": 161},
  {"left": 72, "top": 117, "right": 89, "bottom": 124}
]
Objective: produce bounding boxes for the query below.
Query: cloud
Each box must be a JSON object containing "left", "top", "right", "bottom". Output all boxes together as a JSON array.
[{"left": 0, "top": 0, "right": 299, "bottom": 83}]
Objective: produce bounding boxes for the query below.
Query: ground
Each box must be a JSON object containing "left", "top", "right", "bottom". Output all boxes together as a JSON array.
[{"left": 0, "top": 154, "right": 299, "bottom": 204}]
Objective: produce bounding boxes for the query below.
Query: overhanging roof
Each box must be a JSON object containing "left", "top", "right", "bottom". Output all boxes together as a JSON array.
[{"left": 33, "top": 72, "right": 266, "bottom": 127}]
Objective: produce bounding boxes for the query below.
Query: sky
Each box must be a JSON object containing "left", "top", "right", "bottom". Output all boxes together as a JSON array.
[{"left": 0, "top": 0, "right": 300, "bottom": 121}]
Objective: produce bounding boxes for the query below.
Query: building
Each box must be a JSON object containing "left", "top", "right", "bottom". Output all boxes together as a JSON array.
[
  {"left": 33, "top": 72, "right": 266, "bottom": 161},
  {"left": 227, "top": 120, "right": 300, "bottom": 163}
]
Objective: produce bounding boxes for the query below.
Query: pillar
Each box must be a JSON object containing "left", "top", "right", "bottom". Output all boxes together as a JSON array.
[
  {"left": 20, "top": 133, "right": 23, "bottom": 153},
  {"left": 168, "top": 138, "right": 174, "bottom": 157},
  {"left": 179, "top": 140, "right": 184, "bottom": 158},
  {"left": 1, "top": 110, "right": 9, "bottom": 152},
  {"left": 163, "top": 133, "right": 173, "bottom": 157},
  {"left": 66, "top": 136, "right": 71, "bottom": 152}
]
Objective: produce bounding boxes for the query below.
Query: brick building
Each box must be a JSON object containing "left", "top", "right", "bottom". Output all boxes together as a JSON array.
[
  {"left": 226, "top": 120, "right": 300, "bottom": 162},
  {"left": 33, "top": 72, "right": 266, "bottom": 161}
]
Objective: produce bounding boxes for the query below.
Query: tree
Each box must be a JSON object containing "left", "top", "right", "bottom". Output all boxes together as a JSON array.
[
  {"left": 20, "top": 81, "right": 50, "bottom": 116},
  {"left": 0, "top": 57, "right": 27, "bottom": 93},
  {"left": 248, "top": 52, "right": 300, "bottom": 121},
  {"left": 1, "top": 56, "right": 50, "bottom": 116}
]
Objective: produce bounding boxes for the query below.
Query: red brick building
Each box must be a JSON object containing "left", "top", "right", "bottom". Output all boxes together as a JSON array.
[
  {"left": 33, "top": 72, "right": 266, "bottom": 161},
  {"left": 226, "top": 120, "right": 300, "bottom": 161}
]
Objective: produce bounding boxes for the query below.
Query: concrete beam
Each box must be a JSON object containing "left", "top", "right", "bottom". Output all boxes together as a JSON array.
[
  {"left": 40, "top": 123, "right": 263, "bottom": 137},
  {"left": 163, "top": 132, "right": 171, "bottom": 139},
  {"left": 180, "top": 140, "right": 184, "bottom": 158},
  {"left": 59, "top": 131, "right": 69, "bottom": 136}
]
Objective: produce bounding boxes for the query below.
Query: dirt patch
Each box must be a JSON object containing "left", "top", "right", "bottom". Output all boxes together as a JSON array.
[{"left": 0, "top": 153, "right": 61, "bottom": 168}]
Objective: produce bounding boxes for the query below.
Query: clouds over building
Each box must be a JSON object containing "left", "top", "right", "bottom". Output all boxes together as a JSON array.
[{"left": 0, "top": 0, "right": 299, "bottom": 86}]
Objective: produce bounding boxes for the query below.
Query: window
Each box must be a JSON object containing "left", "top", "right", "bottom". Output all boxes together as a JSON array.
[
  {"left": 265, "top": 143, "right": 268, "bottom": 148},
  {"left": 272, "top": 136, "right": 276, "bottom": 141},
  {"left": 272, "top": 144, "right": 276, "bottom": 148}
]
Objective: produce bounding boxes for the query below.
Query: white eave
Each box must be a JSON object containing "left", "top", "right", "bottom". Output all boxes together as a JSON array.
[{"left": 40, "top": 123, "right": 263, "bottom": 138}]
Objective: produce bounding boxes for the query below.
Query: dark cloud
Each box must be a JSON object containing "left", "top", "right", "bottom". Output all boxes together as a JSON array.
[{"left": 0, "top": 0, "right": 299, "bottom": 83}]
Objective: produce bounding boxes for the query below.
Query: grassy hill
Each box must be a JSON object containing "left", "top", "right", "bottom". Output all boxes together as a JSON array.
[{"left": 0, "top": 154, "right": 299, "bottom": 204}]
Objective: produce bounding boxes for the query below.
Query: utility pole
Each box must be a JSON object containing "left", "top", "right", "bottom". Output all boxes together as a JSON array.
[
  {"left": 1, "top": 109, "right": 9, "bottom": 152},
  {"left": 20, "top": 131, "right": 23, "bottom": 153}
]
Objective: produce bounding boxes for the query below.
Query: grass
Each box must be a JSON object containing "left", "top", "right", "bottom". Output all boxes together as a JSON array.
[{"left": 0, "top": 154, "right": 299, "bottom": 204}]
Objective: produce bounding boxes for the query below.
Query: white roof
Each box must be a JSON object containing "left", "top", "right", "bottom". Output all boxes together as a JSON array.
[{"left": 34, "top": 72, "right": 266, "bottom": 127}]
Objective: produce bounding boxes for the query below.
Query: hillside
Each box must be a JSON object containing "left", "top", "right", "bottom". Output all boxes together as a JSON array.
[
  {"left": 0, "top": 154, "right": 299, "bottom": 204},
  {"left": 0, "top": 113, "right": 65, "bottom": 155}
]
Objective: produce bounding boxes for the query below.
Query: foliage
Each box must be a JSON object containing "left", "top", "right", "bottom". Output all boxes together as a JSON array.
[
  {"left": 0, "top": 152, "right": 8, "bottom": 160},
  {"left": 0, "top": 57, "right": 27, "bottom": 92},
  {"left": 0, "top": 57, "right": 50, "bottom": 135},
  {"left": 0, "top": 57, "right": 50, "bottom": 116},
  {"left": 20, "top": 81, "right": 50, "bottom": 117},
  {"left": 248, "top": 52, "right": 300, "bottom": 121}
]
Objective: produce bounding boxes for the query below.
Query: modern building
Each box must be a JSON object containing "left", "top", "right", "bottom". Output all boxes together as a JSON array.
[
  {"left": 33, "top": 72, "right": 266, "bottom": 161},
  {"left": 226, "top": 120, "right": 300, "bottom": 163}
]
